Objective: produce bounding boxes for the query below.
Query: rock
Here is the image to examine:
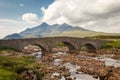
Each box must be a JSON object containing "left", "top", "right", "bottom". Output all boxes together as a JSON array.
[
  {"left": 19, "top": 70, "right": 38, "bottom": 80},
  {"left": 93, "top": 75, "right": 99, "bottom": 79},
  {"left": 65, "top": 77, "right": 73, "bottom": 80},
  {"left": 104, "top": 67, "right": 120, "bottom": 80}
]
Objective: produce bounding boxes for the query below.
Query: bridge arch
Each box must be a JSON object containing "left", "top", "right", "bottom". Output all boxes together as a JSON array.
[
  {"left": 22, "top": 44, "right": 46, "bottom": 53},
  {"left": 0, "top": 37, "right": 108, "bottom": 52},
  {"left": 33, "top": 44, "right": 46, "bottom": 51},
  {"left": 81, "top": 43, "right": 96, "bottom": 52},
  {"left": 62, "top": 41, "right": 75, "bottom": 50},
  {"left": 52, "top": 41, "right": 75, "bottom": 52}
]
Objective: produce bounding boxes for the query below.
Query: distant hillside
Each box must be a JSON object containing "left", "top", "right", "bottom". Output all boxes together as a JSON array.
[
  {"left": 85, "top": 35, "right": 120, "bottom": 39},
  {"left": 4, "top": 22, "right": 120, "bottom": 39},
  {"left": 4, "top": 33, "right": 22, "bottom": 39},
  {"left": 43, "top": 30, "right": 120, "bottom": 38},
  {"left": 84, "top": 35, "right": 120, "bottom": 41}
]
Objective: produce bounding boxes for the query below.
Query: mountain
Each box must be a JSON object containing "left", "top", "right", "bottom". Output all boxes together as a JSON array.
[
  {"left": 20, "top": 22, "right": 87, "bottom": 35},
  {"left": 3, "top": 22, "right": 120, "bottom": 39},
  {"left": 4, "top": 33, "right": 22, "bottom": 39},
  {"left": 4, "top": 22, "right": 87, "bottom": 39}
]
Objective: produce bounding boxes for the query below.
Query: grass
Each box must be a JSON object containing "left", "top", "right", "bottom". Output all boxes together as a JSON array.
[
  {"left": 101, "top": 41, "right": 120, "bottom": 49},
  {"left": 56, "top": 42, "right": 65, "bottom": 47},
  {"left": 0, "top": 47, "right": 17, "bottom": 52},
  {"left": 43, "top": 30, "right": 120, "bottom": 38},
  {"left": 0, "top": 56, "right": 33, "bottom": 65},
  {"left": 0, "top": 50, "right": 18, "bottom": 55},
  {"left": 0, "top": 69, "right": 16, "bottom": 80},
  {"left": 85, "top": 35, "right": 120, "bottom": 41},
  {"left": 0, "top": 56, "right": 34, "bottom": 71},
  {"left": 0, "top": 54, "right": 42, "bottom": 80}
]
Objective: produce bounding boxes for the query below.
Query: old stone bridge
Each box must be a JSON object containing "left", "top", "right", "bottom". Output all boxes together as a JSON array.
[{"left": 0, "top": 37, "right": 108, "bottom": 52}]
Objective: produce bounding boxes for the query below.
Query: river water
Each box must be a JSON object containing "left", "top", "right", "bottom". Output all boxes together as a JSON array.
[
  {"left": 95, "top": 57, "right": 120, "bottom": 67},
  {"left": 60, "top": 63, "right": 99, "bottom": 80},
  {"left": 52, "top": 52, "right": 120, "bottom": 80},
  {"left": 32, "top": 51, "right": 120, "bottom": 80}
]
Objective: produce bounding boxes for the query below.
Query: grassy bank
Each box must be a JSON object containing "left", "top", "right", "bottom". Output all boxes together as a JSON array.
[
  {"left": 0, "top": 56, "right": 34, "bottom": 80},
  {"left": 101, "top": 41, "right": 120, "bottom": 49},
  {"left": 0, "top": 47, "right": 17, "bottom": 51},
  {"left": 0, "top": 51, "right": 44, "bottom": 80},
  {"left": 0, "top": 69, "right": 16, "bottom": 80}
]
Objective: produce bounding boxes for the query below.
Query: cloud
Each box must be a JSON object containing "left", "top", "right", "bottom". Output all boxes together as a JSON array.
[
  {"left": 0, "top": 13, "right": 41, "bottom": 39},
  {"left": 0, "top": 19, "right": 37, "bottom": 39},
  {"left": 41, "top": 7, "right": 45, "bottom": 14},
  {"left": 22, "top": 13, "right": 40, "bottom": 24},
  {"left": 20, "top": 3, "right": 24, "bottom": 7},
  {"left": 41, "top": 0, "right": 120, "bottom": 33}
]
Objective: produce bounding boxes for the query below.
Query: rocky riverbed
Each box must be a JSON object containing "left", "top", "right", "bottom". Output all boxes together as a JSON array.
[
  {"left": 36, "top": 52, "right": 120, "bottom": 80},
  {"left": 0, "top": 49, "right": 120, "bottom": 80}
]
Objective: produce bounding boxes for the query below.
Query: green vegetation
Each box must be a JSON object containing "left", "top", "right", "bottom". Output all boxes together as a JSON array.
[
  {"left": 86, "top": 35, "right": 120, "bottom": 39},
  {"left": 0, "top": 56, "right": 33, "bottom": 80},
  {"left": 101, "top": 41, "right": 120, "bottom": 49},
  {"left": 44, "top": 30, "right": 120, "bottom": 38},
  {"left": 0, "top": 49, "right": 18, "bottom": 55},
  {"left": 0, "top": 69, "right": 16, "bottom": 80},
  {"left": 81, "top": 46, "right": 88, "bottom": 50},
  {"left": 0, "top": 54, "right": 44, "bottom": 80},
  {"left": 56, "top": 42, "right": 65, "bottom": 47},
  {"left": 0, "top": 47, "right": 17, "bottom": 51}
]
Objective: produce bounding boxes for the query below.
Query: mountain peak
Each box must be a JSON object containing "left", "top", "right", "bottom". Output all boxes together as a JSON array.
[
  {"left": 4, "top": 22, "right": 88, "bottom": 39},
  {"left": 62, "top": 23, "right": 68, "bottom": 25},
  {"left": 40, "top": 22, "right": 48, "bottom": 26}
]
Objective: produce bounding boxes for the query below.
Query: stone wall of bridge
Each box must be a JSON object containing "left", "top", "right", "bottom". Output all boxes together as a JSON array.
[{"left": 0, "top": 37, "right": 108, "bottom": 52}]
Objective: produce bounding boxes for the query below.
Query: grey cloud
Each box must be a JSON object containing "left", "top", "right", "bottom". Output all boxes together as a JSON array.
[{"left": 41, "top": 0, "right": 120, "bottom": 33}]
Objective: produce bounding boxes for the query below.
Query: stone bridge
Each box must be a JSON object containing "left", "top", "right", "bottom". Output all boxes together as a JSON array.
[{"left": 0, "top": 37, "right": 108, "bottom": 52}]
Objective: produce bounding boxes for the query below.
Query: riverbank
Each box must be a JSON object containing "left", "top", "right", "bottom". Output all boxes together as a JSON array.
[{"left": 0, "top": 50, "right": 120, "bottom": 80}]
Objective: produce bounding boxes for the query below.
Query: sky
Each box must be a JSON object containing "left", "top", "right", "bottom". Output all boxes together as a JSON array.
[{"left": 0, "top": 0, "right": 120, "bottom": 38}]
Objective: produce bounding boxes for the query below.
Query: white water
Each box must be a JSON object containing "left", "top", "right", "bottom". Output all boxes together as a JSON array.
[
  {"left": 78, "top": 55, "right": 120, "bottom": 67},
  {"left": 53, "top": 59, "right": 62, "bottom": 66},
  {"left": 32, "top": 52, "right": 42, "bottom": 58},
  {"left": 56, "top": 51, "right": 67, "bottom": 55},
  {"left": 52, "top": 52, "right": 99, "bottom": 80},
  {"left": 95, "top": 57, "right": 120, "bottom": 67},
  {"left": 52, "top": 52, "right": 120, "bottom": 80},
  {"left": 52, "top": 72, "right": 60, "bottom": 78},
  {"left": 60, "top": 63, "right": 99, "bottom": 80}
]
